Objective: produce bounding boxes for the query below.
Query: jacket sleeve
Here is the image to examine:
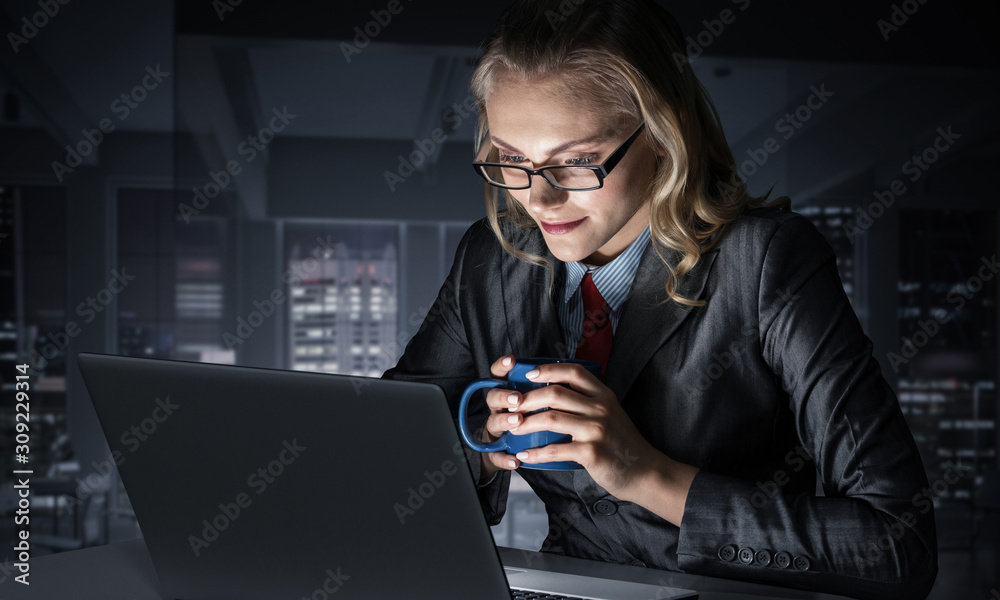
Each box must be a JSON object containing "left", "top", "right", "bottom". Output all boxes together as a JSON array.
[
  {"left": 675, "top": 214, "right": 938, "bottom": 599},
  {"left": 381, "top": 221, "right": 512, "bottom": 525}
]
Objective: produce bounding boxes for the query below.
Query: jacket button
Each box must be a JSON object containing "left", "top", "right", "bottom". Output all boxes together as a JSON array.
[
  {"left": 630, "top": 559, "right": 646, "bottom": 567},
  {"left": 793, "top": 555, "right": 811, "bottom": 571},
  {"left": 774, "top": 551, "right": 792, "bottom": 568},
  {"left": 718, "top": 545, "right": 737, "bottom": 561},
  {"left": 738, "top": 547, "right": 755, "bottom": 564},
  {"left": 754, "top": 549, "right": 772, "bottom": 566},
  {"left": 593, "top": 499, "right": 618, "bottom": 515}
]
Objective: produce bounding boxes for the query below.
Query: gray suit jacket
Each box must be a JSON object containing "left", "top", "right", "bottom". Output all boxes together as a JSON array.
[{"left": 383, "top": 206, "right": 937, "bottom": 599}]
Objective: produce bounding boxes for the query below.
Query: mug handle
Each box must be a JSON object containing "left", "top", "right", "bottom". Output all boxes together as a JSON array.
[{"left": 458, "top": 379, "right": 508, "bottom": 453}]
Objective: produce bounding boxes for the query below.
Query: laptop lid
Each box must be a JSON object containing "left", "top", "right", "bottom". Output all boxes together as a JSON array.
[{"left": 77, "top": 352, "right": 513, "bottom": 600}]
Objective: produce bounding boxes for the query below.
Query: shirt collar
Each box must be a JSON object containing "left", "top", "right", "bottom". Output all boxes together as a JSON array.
[{"left": 562, "top": 225, "right": 651, "bottom": 311}]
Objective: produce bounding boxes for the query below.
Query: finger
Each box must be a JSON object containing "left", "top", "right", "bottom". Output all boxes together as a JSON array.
[
  {"left": 485, "top": 387, "right": 522, "bottom": 413},
  {"left": 484, "top": 409, "right": 524, "bottom": 440},
  {"left": 513, "top": 441, "right": 584, "bottom": 467},
  {"left": 486, "top": 450, "right": 521, "bottom": 471},
  {"left": 523, "top": 362, "right": 604, "bottom": 396},
  {"left": 489, "top": 354, "right": 517, "bottom": 378},
  {"left": 514, "top": 408, "right": 594, "bottom": 441},
  {"left": 517, "top": 384, "right": 606, "bottom": 418}
]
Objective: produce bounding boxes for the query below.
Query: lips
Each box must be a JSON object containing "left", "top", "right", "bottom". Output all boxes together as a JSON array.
[{"left": 540, "top": 217, "right": 586, "bottom": 235}]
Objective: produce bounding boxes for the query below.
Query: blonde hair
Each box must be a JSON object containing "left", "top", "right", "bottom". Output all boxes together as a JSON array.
[{"left": 471, "top": 0, "right": 790, "bottom": 307}]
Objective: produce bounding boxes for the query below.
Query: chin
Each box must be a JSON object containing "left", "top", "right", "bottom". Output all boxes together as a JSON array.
[{"left": 542, "top": 239, "right": 593, "bottom": 265}]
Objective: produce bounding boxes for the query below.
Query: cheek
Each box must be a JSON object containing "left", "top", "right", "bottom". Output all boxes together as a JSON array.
[
  {"left": 587, "top": 188, "right": 627, "bottom": 219},
  {"left": 609, "top": 174, "right": 650, "bottom": 216},
  {"left": 507, "top": 190, "right": 530, "bottom": 210}
]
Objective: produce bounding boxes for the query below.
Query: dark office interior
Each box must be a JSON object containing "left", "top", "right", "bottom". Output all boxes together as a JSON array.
[{"left": 0, "top": 0, "right": 997, "bottom": 597}]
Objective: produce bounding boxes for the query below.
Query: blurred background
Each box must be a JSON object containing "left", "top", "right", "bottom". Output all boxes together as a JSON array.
[{"left": 0, "top": 0, "right": 997, "bottom": 597}]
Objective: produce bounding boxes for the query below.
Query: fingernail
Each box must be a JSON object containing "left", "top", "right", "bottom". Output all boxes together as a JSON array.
[
  {"left": 507, "top": 393, "right": 518, "bottom": 404},
  {"left": 507, "top": 459, "right": 517, "bottom": 468},
  {"left": 502, "top": 356, "right": 512, "bottom": 366},
  {"left": 516, "top": 452, "right": 529, "bottom": 460},
  {"left": 525, "top": 369, "right": 539, "bottom": 379},
  {"left": 507, "top": 414, "right": 519, "bottom": 424}
]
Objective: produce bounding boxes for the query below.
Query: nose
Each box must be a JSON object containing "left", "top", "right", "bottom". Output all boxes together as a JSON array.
[{"left": 526, "top": 177, "right": 569, "bottom": 214}]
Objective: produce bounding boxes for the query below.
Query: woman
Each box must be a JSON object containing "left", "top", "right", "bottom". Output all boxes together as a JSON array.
[{"left": 383, "top": 1, "right": 937, "bottom": 598}]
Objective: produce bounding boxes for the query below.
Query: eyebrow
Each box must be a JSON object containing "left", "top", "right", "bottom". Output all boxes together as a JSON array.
[{"left": 489, "top": 132, "right": 611, "bottom": 157}]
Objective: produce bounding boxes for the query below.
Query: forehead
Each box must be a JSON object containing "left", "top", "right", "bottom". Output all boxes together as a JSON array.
[{"left": 483, "top": 72, "right": 614, "bottom": 146}]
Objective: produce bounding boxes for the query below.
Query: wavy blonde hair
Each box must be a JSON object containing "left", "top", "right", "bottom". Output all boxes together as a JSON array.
[{"left": 471, "top": 0, "right": 790, "bottom": 307}]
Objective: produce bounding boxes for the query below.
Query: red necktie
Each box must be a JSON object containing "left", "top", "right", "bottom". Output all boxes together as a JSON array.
[{"left": 574, "top": 272, "right": 613, "bottom": 375}]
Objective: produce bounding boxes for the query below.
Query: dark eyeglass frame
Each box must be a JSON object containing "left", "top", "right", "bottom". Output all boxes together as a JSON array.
[{"left": 472, "top": 122, "right": 647, "bottom": 192}]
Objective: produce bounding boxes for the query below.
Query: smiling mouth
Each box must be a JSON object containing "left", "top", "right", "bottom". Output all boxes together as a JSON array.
[{"left": 540, "top": 218, "right": 586, "bottom": 235}]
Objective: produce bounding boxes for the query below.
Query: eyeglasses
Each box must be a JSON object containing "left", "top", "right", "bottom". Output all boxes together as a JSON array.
[{"left": 472, "top": 122, "right": 646, "bottom": 192}]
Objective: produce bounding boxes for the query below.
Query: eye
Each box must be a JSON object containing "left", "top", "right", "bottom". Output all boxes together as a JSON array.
[
  {"left": 498, "top": 152, "right": 527, "bottom": 164},
  {"left": 565, "top": 156, "right": 595, "bottom": 165}
]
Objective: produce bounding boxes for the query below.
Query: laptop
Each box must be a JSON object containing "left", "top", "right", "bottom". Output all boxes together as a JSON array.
[{"left": 77, "top": 352, "right": 697, "bottom": 599}]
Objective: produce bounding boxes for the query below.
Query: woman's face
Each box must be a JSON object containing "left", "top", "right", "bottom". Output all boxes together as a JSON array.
[{"left": 484, "top": 74, "right": 658, "bottom": 266}]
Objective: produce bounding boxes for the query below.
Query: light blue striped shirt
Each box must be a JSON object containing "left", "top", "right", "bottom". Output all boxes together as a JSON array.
[{"left": 558, "top": 225, "right": 651, "bottom": 357}]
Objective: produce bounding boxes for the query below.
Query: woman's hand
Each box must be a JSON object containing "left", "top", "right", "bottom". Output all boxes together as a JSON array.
[
  {"left": 508, "top": 361, "right": 654, "bottom": 495},
  {"left": 510, "top": 361, "right": 699, "bottom": 527},
  {"left": 477, "top": 355, "right": 526, "bottom": 482}
]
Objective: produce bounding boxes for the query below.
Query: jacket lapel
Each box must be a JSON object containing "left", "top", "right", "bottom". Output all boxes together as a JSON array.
[
  {"left": 604, "top": 243, "right": 719, "bottom": 402},
  {"left": 500, "top": 227, "right": 567, "bottom": 360}
]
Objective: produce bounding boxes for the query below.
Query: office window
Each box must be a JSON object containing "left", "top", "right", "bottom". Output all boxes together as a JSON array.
[
  {"left": 897, "top": 208, "right": 996, "bottom": 505},
  {"left": 117, "top": 188, "right": 236, "bottom": 363},
  {"left": 797, "top": 206, "right": 860, "bottom": 310},
  {"left": 285, "top": 222, "right": 398, "bottom": 377},
  {"left": 0, "top": 185, "right": 70, "bottom": 489}
]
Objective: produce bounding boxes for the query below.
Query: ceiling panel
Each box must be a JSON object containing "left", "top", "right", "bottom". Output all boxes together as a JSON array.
[{"left": 250, "top": 47, "right": 455, "bottom": 140}]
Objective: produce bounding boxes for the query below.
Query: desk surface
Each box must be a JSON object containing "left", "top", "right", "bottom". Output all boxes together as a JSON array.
[{"left": 1, "top": 538, "right": 851, "bottom": 599}]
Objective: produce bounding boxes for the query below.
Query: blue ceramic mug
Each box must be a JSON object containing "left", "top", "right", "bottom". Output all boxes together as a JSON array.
[{"left": 457, "top": 357, "right": 602, "bottom": 470}]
